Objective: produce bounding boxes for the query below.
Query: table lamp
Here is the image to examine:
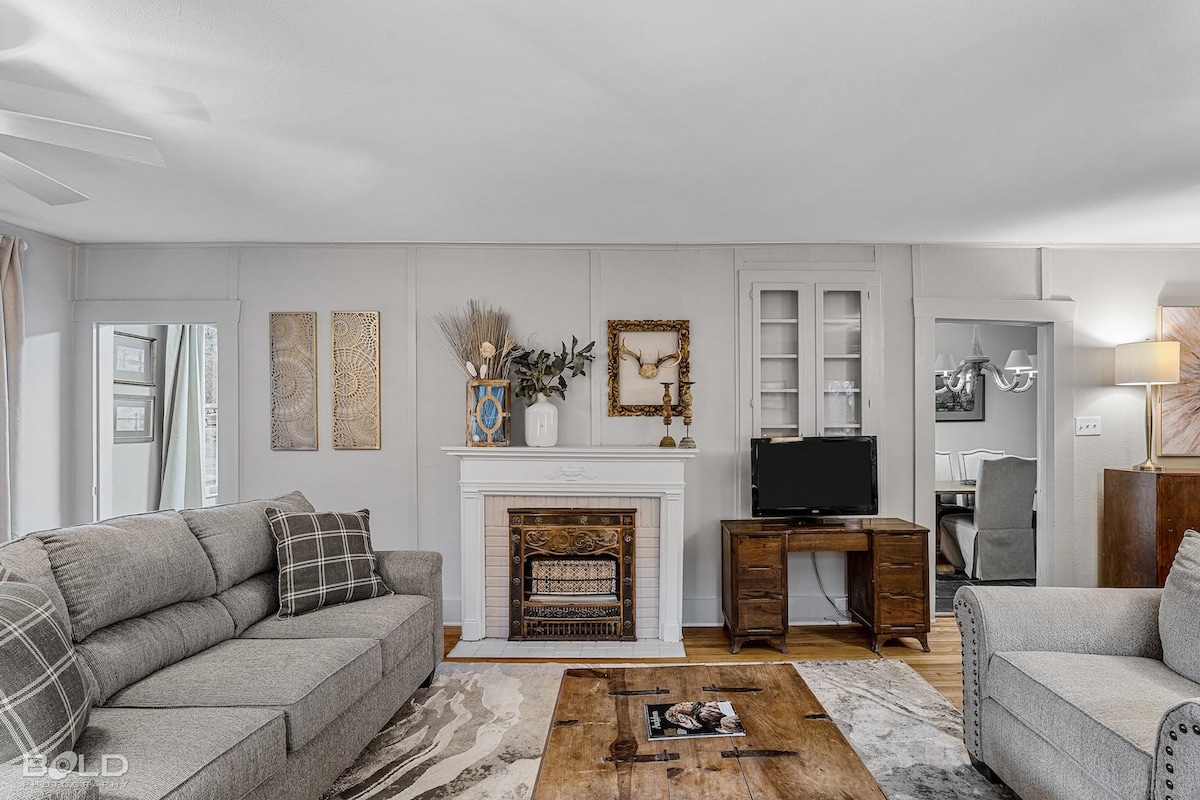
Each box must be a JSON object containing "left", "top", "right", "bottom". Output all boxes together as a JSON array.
[{"left": 1115, "top": 340, "right": 1181, "bottom": 471}]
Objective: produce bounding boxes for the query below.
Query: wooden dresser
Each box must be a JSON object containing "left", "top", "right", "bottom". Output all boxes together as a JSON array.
[
  {"left": 720, "top": 518, "right": 930, "bottom": 654},
  {"left": 1101, "top": 468, "right": 1200, "bottom": 587}
]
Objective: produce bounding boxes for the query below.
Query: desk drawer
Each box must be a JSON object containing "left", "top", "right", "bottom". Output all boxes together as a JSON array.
[
  {"left": 876, "top": 534, "right": 925, "bottom": 564},
  {"left": 734, "top": 535, "right": 785, "bottom": 567},
  {"left": 878, "top": 593, "right": 927, "bottom": 625},
  {"left": 876, "top": 562, "right": 924, "bottom": 596},
  {"left": 736, "top": 566, "right": 784, "bottom": 595},
  {"left": 736, "top": 599, "right": 785, "bottom": 632}
]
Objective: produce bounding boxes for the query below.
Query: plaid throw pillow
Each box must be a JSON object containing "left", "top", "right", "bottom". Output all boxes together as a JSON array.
[
  {"left": 266, "top": 508, "right": 392, "bottom": 618},
  {"left": 0, "top": 565, "right": 93, "bottom": 765}
]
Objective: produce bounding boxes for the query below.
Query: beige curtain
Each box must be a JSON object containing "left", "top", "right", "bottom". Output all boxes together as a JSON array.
[{"left": 0, "top": 235, "right": 24, "bottom": 541}]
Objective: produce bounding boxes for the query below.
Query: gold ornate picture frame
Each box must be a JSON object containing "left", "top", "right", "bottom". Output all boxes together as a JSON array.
[{"left": 607, "top": 319, "right": 690, "bottom": 417}]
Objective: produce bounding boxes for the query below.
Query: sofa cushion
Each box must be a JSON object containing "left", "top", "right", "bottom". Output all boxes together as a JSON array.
[
  {"left": 267, "top": 508, "right": 391, "bottom": 618},
  {"left": 988, "top": 650, "right": 1199, "bottom": 800},
  {"left": 36, "top": 510, "right": 217, "bottom": 641},
  {"left": 0, "top": 537, "right": 73, "bottom": 641},
  {"left": 75, "top": 597, "right": 235, "bottom": 705},
  {"left": 106, "top": 638, "right": 381, "bottom": 752},
  {"left": 181, "top": 491, "right": 314, "bottom": 592},
  {"left": 1161, "top": 527, "right": 1200, "bottom": 683},
  {"left": 216, "top": 572, "right": 280, "bottom": 635},
  {"left": 75, "top": 706, "right": 285, "bottom": 800},
  {"left": 241, "top": 593, "right": 436, "bottom": 672},
  {"left": 0, "top": 566, "right": 93, "bottom": 765}
]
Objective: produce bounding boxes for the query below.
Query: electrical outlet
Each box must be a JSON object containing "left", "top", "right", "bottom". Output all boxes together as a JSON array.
[{"left": 1075, "top": 416, "right": 1101, "bottom": 436}]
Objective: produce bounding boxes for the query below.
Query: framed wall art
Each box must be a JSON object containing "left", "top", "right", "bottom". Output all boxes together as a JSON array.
[
  {"left": 935, "top": 376, "right": 984, "bottom": 422},
  {"left": 1159, "top": 306, "right": 1200, "bottom": 456},
  {"left": 332, "top": 311, "right": 381, "bottom": 450},
  {"left": 269, "top": 312, "right": 319, "bottom": 451},
  {"left": 607, "top": 319, "right": 690, "bottom": 417},
  {"left": 113, "top": 332, "right": 157, "bottom": 386},
  {"left": 114, "top": 394, "right": 154, "bottom": 443}
]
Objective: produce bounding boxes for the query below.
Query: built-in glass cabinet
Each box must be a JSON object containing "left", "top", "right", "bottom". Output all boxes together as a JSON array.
[{"left": 740, "top": 271, "right": 881, "bottom": 440}]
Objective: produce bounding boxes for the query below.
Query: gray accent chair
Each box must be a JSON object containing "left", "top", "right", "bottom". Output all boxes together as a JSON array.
[
  {"left": 940, "top": 456, "right": 1035, "bottom": 580},
  {"left": 955, "top": 584, "right": 1200, "bottom": 800},
  {"left": 0, "top": 493, "right": 443, "bottom": 800}
]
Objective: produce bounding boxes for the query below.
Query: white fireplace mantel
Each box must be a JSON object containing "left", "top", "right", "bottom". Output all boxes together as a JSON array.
[{"left": 445, "top": 446, "right": 698, "bottom": 642}]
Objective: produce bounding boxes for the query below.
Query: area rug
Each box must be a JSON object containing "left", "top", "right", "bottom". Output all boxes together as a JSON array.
[{"left": 324, "top": 660, "right": 1016, "bottom": 800}]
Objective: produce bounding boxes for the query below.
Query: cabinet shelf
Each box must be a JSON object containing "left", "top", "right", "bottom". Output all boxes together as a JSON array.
[
  {"left": 761, "top": 388, "right": 799, "bottom": 394},
  {"left": 825, "top": 353, "right": 861, "bottom": 360},
  {"left": 761, "top": 318, "right": 799, "bottom": 324},
  {"left": 761, "top": 353, "right": 799, "bottom": 359},
  {"left": 823, "top": 318, "right": 861, "bottom": 325},
  {"left": 823, "top": 388, "right": 861, "bottom": 393}
]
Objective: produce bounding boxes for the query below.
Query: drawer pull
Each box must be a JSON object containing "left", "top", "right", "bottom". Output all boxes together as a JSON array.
[{"left": 883, "top": 562, "right": 917, "bottom": 568}]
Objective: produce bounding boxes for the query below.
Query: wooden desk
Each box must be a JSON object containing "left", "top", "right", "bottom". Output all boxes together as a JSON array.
[
  {"left": 935, "top": 480, "right": 976, "bottom": 496},
  {"left": 721, "top": 517, "right": 930, "bottom": 655}
]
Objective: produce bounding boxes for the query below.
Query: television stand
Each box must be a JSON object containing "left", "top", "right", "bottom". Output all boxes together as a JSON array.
[{"left": 720, "top": 517, "right": 930, "bottom": 654}]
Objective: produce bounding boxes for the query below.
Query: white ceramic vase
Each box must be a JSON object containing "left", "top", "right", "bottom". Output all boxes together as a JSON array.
[{"left": 524, "top": 394, "right": 559, "bottom": 447}]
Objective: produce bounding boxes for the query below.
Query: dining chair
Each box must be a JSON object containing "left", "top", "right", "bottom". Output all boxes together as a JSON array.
[
  {"left": 934, "top": 450, "right": 969, "bottom": 520},
  {"left": 957, "top": 447, "right": 1007, "bottom": 482},
  {"left": 956, "top": 448, "right": 1006, "bottom": 508},
  {"left": 939, "top": 456, "right": 1036, "bottom": 580}
]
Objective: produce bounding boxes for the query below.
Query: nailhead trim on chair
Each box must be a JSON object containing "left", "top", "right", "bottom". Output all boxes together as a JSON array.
[
  {"left": 1156, "top": 711, "right": 1200, "bottom": 799},
  {"left": 954, "top": 594, "right": 982, "bottom": 756}
]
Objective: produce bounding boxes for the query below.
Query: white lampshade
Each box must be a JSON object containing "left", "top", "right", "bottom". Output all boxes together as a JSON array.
[
  {"left": 1115, "top": 340, "right": 1181, "bottom": 386},
  {"left": 934, "top": 353, "right": 956, "bottom": 375},
  {"left": 1004, "top": 349, "right": 1035, "bottom": 374}
]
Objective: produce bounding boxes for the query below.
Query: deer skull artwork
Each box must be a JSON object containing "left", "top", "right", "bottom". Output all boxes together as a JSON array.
[{"left": 619, "top": 338, "right": 681, "bottom": 379}]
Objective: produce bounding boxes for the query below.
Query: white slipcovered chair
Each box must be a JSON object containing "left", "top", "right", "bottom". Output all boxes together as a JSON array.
[{"left": 940, "top": 456, "right": 1036, "bottom": 580}]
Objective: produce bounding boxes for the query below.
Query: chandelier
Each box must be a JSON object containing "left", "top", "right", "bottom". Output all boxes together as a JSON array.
[{"left": 935, "top": 324, "right": 1036, "bottom": 397}]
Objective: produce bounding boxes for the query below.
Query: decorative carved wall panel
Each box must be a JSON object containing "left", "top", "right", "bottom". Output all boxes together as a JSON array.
[
  {"left": 332, "top": 311, "right": 381, "bottom": 450},
  {"left": 269, "top": 312, "right": 318, "bottom": 450}
]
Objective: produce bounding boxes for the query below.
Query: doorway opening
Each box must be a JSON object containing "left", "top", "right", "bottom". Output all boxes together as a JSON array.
[
  {"left": 933, "top": 321, "right": 1040, "bottom": 612},
  {"left": 98, "top": 323, "right": 220, "bottom": 518}
]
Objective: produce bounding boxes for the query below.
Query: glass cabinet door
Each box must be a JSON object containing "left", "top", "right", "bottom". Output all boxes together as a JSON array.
[
  {"left": 752, "top": 286, "right": 808, "bottom": 438},
  {"left": 816, "top": 286, "right": 865, "bottom": 437}
]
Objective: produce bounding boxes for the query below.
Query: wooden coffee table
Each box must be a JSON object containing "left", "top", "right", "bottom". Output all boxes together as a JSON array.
[{"left": 531, "top": 662, "right": 885, "bottom": 800}]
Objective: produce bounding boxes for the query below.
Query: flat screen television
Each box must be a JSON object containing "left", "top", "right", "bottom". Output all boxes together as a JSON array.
[{"left": 751, "top": 436, "right": 878, "bottom": 518}]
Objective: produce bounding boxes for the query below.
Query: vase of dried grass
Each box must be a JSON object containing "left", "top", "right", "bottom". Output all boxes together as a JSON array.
[{"left": 466, "top": 379, "right": 510, "bottom": 446}]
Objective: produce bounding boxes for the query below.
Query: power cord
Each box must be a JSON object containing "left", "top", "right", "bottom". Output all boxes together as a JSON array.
[{"left": 811, "top": 552, "right": 852, "bottom": 625}]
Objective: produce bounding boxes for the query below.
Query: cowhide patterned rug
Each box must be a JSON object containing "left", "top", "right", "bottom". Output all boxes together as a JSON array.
[{"left": 325, "top": 659, "right": 1015, "bottom": 800}]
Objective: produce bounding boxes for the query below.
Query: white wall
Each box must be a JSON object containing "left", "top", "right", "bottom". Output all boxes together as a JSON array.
[
  {"left": 71, "top": 243, "right": 921, "bottom": 626},
  {"left": 934, "top": 322, "right": 1037, "bottom": 460},
  {"left": 21, "top": 238, "right": 1195, "bottom": 612},
  {"left": 4, "top": 225, "right": 75, "bottom": 535}
]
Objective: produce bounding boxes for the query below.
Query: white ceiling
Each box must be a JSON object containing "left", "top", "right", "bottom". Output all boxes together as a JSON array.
[{"left": 1, "top": 1, "right": 1199, "bottom": 245}]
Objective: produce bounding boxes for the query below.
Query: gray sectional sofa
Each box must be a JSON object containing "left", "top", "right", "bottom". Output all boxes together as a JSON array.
[{"left": 0, "top": 492, "right": 443, "bottom": 800}]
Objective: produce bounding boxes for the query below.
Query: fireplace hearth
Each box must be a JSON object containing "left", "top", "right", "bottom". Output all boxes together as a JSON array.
[{"left": 509, "top": 508, "right": 635, "bottom": 641}]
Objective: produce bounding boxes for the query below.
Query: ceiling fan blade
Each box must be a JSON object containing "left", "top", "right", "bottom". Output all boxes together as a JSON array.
[
  {"left": 0, "top": 109, "right": 165, "bottom": 168},
  {"left": 0, "top": 151, "right": 88, "bottom": 205}
]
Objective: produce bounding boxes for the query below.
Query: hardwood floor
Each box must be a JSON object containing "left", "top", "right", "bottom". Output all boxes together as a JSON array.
[{"left": 443, "top": 614, "right": 965, "bottom": 711}]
